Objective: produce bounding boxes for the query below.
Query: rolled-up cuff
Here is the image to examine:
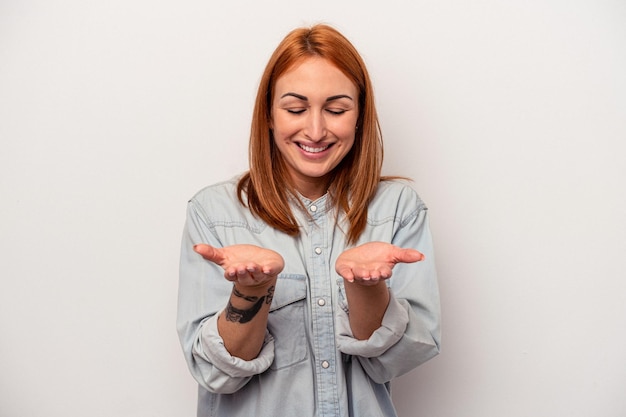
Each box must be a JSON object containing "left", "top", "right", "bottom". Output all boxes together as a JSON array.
[
  {"left": 336, "top": 291, "right": 409, "bottom": 358},
  {"left": 195, "top": 312, "right": 275, "bottom": 378}
]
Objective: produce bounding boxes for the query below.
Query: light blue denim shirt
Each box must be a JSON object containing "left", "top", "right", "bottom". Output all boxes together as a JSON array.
[{"left": 177, "top": 176, "right": 441, "bottom": 417}]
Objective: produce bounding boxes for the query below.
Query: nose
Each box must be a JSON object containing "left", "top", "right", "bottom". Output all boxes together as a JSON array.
[{"left": 303, "top": 110, "right": 327, "bottom": 142}]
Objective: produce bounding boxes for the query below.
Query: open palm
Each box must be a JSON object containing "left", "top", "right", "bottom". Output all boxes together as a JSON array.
[
  {"left": 194, "top": 243, "right": 284, "bottom": 287},
  {"left": 335, "top": 241, "right": 424, "bottom": 285}
]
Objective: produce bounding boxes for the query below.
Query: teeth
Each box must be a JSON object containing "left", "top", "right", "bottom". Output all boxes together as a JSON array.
[{"left": 299, "top": 144, "right": 329, "bottom": 153}]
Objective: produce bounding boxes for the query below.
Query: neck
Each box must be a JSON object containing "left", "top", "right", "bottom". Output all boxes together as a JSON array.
[{"left": 293, "top": 177, "right": 331, "bottom": 201}]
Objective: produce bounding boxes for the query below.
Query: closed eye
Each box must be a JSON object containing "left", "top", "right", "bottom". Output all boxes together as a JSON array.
[
  {"left": 326, "top": 109, "right": 346, "bottom": 115},
  {"left": 286, "top": 109, "right": 306, "bottom": 114}
]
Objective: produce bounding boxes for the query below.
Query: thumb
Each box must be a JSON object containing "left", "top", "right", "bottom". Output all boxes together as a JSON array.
[
  {"left": 193, "top": 244, "right": 223, "bottom": 263},
  {"left": 393, "top": 247, "right": 425, "bottom": 264}
]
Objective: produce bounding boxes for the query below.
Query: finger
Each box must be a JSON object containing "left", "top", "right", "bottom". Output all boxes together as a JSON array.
[
  {"left": 379, "top": 266, "right": 393, "bottom": 279},
  {"left": 262, "top": 260, "right": 284, "bottom": 276},
  {"left": 353, "top": 266, "right": 373, "bottom": 280},
  {"left": 336, "top": 266, "right": 355, "bottom": 282},
  {"left": 247, "top": 265, "right": 269, "bottom": 281},
  {"left": 223, "top": 264, "right": 248, "bottom": 280},
  {"left": 352, "top": 276, "right": 380, "bottom": 287},
  {"left": 223, "top": 267, "right": 238, "bottom": 281},
  {"left": 236, "top": 265, "right": 249, "bottom": 276},
  {"left": 261, "top": 266, "right": 275, "bottom": 275}
]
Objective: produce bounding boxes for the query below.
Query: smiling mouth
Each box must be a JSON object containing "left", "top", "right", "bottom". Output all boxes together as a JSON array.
[{"left": 298, "top": 143, "right": 331, "bottom": 153}]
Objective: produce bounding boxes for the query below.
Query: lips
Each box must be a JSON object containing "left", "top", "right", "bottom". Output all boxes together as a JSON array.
[{"left": 298, "top": 143, "right": 331, "bottom": 153}]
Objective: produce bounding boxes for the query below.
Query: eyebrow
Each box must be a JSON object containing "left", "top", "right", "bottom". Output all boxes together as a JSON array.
[{"left": 280, "top": 92, "right": 353, "bottom": 102}]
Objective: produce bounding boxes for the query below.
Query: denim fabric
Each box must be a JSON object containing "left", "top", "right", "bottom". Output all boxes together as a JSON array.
[{"left": 177, "top": 176, "right": 441, "bottom": 417}]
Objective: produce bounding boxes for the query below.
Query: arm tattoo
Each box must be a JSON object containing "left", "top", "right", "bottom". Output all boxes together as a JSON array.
[
  {"left": 225, "top": 285, "right": 276, "bottom": 324},
  {"left": 225, "top": 297, "right": 265, "bottom": 323},
  {"left": 233, "top": 287, "right": 260, "bottom": 302},
  {"left": 265, "top": 285, "right": 275, "bottom": 305}
]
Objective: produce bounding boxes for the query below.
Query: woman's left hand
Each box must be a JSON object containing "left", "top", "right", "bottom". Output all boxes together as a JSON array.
[{"left": 335, "top": 241, "right": 424, "bottom": 286}]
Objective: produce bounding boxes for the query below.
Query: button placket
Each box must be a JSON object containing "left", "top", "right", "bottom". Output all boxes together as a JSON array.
[{"left": 306, "top": 197, "right": 339, "bottom": 414}]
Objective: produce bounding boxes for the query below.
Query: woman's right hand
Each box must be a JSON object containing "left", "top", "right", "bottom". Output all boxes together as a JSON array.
[{"left": 193, "top": 243, "right": 284, "bottom": 288}]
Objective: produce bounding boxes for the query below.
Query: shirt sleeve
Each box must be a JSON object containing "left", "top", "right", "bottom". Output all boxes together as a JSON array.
[
  {"left": 335, "top": 189, "right": 441, "bottom": 383},
  {"left": 336, "top": 289, "right": 410, "bottom": 357},
  {"left": 193, "top": 313, "right": 275, "bottom": 392},
  {"left": 176, "top": 198, "right": 275, "bottom": 394}
]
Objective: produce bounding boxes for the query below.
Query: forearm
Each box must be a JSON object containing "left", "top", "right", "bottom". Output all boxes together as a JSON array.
[
  {"left": 343, "top": 280, "right": 390, "bottom": 340},
  {"left": 336, "top": 293, "right": 440, "bottom": 383},
  {"left": 217, "top": 281, "right": 276, "bottom": 360}
]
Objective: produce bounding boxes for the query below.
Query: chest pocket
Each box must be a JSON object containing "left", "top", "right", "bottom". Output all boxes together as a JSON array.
[{"left": 267, "top": 274, "right": 308, "bottom": 370}]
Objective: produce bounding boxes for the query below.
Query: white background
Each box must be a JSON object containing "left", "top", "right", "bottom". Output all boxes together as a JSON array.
[{"left": 1, "top": 1, "right": 625, "bottom": 416}]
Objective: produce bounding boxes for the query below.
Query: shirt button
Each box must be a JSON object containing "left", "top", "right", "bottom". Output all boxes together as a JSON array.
[
  {"left": 310, "top": 205, "right": 317, "bottom": 212},
  {"left": 321, "top": 360, "right": 330, "bottom": 369},
  {"left": 317, "top": 298, "right": 326, "bottom": 306},
  {"left": 314, "top": 247, "right": 322, "bottom": 255}
]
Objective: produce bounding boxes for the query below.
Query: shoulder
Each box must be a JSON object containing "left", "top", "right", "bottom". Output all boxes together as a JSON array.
[
  {"left": 365, "top": 179, "right": 428, "bottom": 226},
  {"left": 356, "top": 179, "right": 430, "bottom": 241},
  {"left": 372, "top": 179, "right": 427, "bottom": 210},
  {"left": 187, "top": 174, "right": 255, "bottom": 225},
  {"left": 189, "top": 175, "right": 241, "bottom": 206}
]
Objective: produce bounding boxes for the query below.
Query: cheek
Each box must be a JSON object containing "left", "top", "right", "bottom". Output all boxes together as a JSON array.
[
  {"left": 272, "top": 115, "right": 299, "bottom": 138},
  {"left": 332, "top": 120, "right": 357, "bottom": 141}
]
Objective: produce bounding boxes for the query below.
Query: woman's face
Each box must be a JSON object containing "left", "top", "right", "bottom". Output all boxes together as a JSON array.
[{"left": 271, "top": 57, "right": 359, "bottom": 200}]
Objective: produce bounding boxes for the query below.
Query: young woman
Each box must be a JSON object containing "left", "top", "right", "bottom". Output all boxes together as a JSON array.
[{"left": 177, "top": 24, "right": 441, "bottom": 417}]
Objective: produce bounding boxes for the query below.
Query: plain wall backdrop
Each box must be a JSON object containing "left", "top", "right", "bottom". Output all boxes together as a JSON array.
[{"left": 1, "top": 1, "right": 625, "bottom": 416}]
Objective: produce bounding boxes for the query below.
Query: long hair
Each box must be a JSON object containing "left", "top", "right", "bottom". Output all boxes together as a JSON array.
[{"left": 237, "top": 24, "right": 384, "bottom": 245}]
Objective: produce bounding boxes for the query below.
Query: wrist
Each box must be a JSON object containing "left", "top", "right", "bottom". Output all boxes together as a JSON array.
[
  {"left": 231, "top": 281, "right": 276, "bottom": 304},
  {"left": 224, "top": 283, "right": 275, "bottom": 325},
  {"left": 233, "top": 277, "right": 277, "bottom": 295}
]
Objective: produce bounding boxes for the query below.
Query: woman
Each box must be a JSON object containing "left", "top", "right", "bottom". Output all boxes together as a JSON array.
[{"left": 177, "top": 24, "right": 440, "bottom": 417}]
